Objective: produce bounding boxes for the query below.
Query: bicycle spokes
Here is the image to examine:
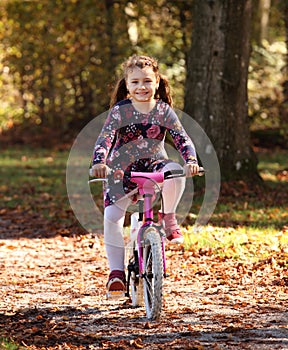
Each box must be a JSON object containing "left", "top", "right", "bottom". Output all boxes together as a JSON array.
[{"left": 142, "top": 227, "right": 163, "bottom": 320}]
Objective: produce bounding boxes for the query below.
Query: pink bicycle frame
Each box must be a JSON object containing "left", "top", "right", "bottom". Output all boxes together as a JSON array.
[{"left": 130, "top": 171, "right": 167, "bottom": 276}]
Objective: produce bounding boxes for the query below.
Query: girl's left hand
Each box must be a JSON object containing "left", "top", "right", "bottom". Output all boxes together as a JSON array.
[{"left": 184, "top": 163, "right": 200, "bottom": 177}]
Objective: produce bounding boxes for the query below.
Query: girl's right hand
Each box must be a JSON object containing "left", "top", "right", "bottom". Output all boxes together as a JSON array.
[
  {"left": 184, "top": 163, "right": 200, "bottom": 177},
  {"left": 91, "top": 164, "right": 110, "bottom": 178}
]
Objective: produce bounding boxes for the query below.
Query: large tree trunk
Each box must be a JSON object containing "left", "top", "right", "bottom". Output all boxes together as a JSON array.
[{"left": 184, "top": 0, "right": 258, "bottom": 180}]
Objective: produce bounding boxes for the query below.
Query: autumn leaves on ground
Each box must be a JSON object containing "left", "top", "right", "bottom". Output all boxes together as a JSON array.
[{"left": 0, "top": 146, "right": 287, "bottom": 350}]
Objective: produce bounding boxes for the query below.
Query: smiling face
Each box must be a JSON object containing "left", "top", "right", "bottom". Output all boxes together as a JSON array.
[{"left": 126, "top": 66, "right": 159, "bottom": 103}]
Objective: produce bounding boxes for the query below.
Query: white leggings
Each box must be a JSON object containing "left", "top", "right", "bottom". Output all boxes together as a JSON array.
[{"left": 104, "top": 162, "right": 185, "bottom": 272}]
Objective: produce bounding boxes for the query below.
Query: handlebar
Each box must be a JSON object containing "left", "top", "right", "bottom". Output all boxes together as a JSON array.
[{"left": 89, "top": 167, "right": 204, "bottom": 184}]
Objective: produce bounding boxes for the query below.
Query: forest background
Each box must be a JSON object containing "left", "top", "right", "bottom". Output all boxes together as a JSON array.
[{"left": 0, "top": 0, "right": 287, "bottom": 176}]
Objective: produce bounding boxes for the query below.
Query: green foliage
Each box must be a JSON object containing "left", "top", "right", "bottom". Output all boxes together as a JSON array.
[
  {"left": 126, "top": 0, "right": 192, "bottom": 108},
  {"left": 0, "top": 0, "right": 193, "bottom": 134},
  {"left": 248, "top": 40, "right": 286, "bottom": 130},
  {"left": 0, "top": 0, "right": 286, "bottom": 139},
  {"left": 0, "top": 0, "right": 130, "bottom": 131}
]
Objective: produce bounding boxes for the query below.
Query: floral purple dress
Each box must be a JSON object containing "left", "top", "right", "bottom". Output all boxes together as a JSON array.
[{"left": 92, "top": 99, "right": 198, "bottom": 207}]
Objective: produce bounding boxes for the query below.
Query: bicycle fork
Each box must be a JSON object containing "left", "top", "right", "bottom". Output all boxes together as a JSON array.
[{"left": 137, "top": 193, "right": 167, "bottom": 278}]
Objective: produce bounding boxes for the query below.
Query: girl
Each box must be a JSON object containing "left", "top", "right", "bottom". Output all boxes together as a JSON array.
[{"left": 91, "top": 55, "right": 199, "bottom": 295}]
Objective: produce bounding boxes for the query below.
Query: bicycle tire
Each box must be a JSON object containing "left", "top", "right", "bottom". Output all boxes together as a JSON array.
[{"left": 142, "top": 227, "right": 163, "bottom": 320}]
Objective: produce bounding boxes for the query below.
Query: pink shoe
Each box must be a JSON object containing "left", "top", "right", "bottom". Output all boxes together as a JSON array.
[
  {"left": 158, "top": 212, "right": 184, "bottom": 244},
  {"left": 106, "top": 270, "right": 126, "bottom": 299},
  {"left": 166, "top": 229, "right": 184, "bottom": 244}
]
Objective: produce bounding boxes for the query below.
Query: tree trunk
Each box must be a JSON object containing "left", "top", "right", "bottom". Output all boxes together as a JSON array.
[
  {"left": 184, "top": 0, "right": 259, "bottom": 180},
  {"left": 259, "top": 0, "right": 271, "bottom": 42},
  {"left": 252, "top": 0, "right": 271, "bottom": 45}
]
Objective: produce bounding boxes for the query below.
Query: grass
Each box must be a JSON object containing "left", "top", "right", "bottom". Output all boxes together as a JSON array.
[
  {"left": 211, "top": 201, "right": 287, "bottom": 229},
  {"left": 0, "top": 337, "right": 24, "bottom": 350},
  {"left": 257, "top": 148, "right": 287, "bottom": 182},
  {"left": 183, "top": 225, "right": 288, "bottom": 262},
  {"left": 0, "top": 147, "right": 70, "bottom": 219},
  {"left": 207, "top": 149, "right": 288, "bottom": 229}
]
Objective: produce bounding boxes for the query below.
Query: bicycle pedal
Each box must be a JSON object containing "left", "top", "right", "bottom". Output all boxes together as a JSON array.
[{"left": 106, "top": 290, "right": 126, "bottom": 299}]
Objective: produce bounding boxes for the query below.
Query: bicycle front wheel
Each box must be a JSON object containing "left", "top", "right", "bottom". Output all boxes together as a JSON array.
[{"left": 142, "top": 227, "right": 163, "bottom": 320}]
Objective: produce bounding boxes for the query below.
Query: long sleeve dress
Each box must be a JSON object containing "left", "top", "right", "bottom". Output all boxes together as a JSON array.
[{"left": 92, "top": 99, "right": 198, "bottom": 207}]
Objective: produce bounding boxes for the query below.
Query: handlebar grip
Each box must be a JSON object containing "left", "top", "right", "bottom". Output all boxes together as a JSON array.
[
  {"left": 198, "top": 167, "right": 205, "bottom": 174},
  {"left": 163, "top": 169, "right": 185, "bottom": 179}
]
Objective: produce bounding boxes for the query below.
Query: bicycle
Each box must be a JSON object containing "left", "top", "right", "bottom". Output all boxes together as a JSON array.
[{"left": 89, "top": 167, "right": 204, "bottom": 320}]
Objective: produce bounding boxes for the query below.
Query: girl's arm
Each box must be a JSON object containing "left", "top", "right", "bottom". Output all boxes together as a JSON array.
[
  {"left": 92, "top": 105, "right": 121, "bottom": 165},
  {"left": 165, "top": 106, "right": 198, "bottom": 166}
]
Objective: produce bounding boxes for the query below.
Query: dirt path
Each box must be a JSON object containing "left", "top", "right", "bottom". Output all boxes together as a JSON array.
[{"left": 0, "top": 231, "right": 287, "bottom": 349}]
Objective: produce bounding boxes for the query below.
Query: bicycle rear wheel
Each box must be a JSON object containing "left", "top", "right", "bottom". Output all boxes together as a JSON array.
[{"left": 142, "top": 227, "right": 163, "bottom": 320}]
